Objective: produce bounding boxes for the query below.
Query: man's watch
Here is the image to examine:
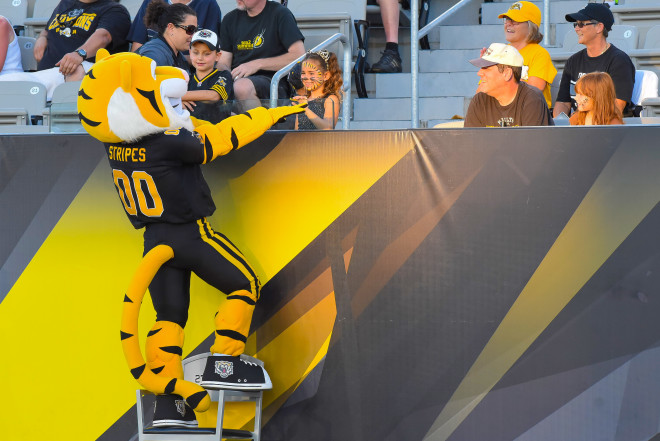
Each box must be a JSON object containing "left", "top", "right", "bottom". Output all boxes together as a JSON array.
[{"left": 75, "top": 48, "right": 87, "bottom": 60}]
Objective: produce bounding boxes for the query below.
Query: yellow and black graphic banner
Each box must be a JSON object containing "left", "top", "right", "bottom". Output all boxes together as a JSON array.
[{"left": 3, "top": 126, "right": 660, "bottom": 441}]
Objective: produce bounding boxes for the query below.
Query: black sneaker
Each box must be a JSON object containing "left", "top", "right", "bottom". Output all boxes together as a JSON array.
[
  {"left": 200, "top": 354, "right": 272, "bottom": 390},
  {"left": 152, "top": 394, "right": 198, "bottom": 428},
  {"left": 370, "top": 49, "right": 402, "bottom": 73}
]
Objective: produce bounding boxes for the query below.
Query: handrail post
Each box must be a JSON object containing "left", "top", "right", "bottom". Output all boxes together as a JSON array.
[
  {"left": 543, "top": 0, "right": 550, "bottom": 47},
  {"left": 413, "top": 0, "right": 475, "bottom": 129},
  {"left": 269, "top": 33, "right": 352, "bottom": 129},
  {"left": 411, "top": 0, "right": 420, "bottom": 128}
]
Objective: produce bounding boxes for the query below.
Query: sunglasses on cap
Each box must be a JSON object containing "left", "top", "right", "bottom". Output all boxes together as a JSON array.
[
  {"left": 175, "top": 24, "right": 198, "bottom": 35},
  {"left": 573, "top": 21, "right": 598, "bottom": 29}
]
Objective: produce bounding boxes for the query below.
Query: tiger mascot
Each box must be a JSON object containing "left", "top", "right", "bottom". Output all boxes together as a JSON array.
[{"left": 78, "top": 49, "right": 304, "bottom": 428}]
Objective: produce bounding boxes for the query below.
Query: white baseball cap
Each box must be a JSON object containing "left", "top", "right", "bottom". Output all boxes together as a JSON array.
[
  {"left": 191, "top": 29, "right": 218, "bottom": 51},
  {"left": 469, "top": 43, "right": 524, "bottom": 68}
]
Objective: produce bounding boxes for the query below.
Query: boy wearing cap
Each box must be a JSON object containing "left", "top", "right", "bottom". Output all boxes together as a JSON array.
[
  {"left": 465, "top": 43, "right": 552, "bottom": 128},
  {"left": 553, "top": 3, "right": 635, "bottom": 118},
  {"left": 183, "top": 29, "right": 234, "bottom": 124}
]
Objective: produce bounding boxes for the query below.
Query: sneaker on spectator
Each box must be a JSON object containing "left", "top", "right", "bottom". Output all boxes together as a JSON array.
[
  {"left": 201, "top": 354, "right": 272, "bottom": 390},
  {"left": 370, "top": 49, "right": 402, "bottom": 73},
  {"left": 152, "top": 394, "right": 198, "bottom": 428}
]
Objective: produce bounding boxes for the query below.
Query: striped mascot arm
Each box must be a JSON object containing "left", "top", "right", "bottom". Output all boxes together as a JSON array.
[
  {"left": 119, "top": 245, "right": 211, "bottom": 412},
  {"left": 194, "top": 104, "right": 307, "bottom": 162}
]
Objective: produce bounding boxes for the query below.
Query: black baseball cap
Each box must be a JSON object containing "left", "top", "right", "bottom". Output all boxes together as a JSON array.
[{"left": 565, "top": 3, "right": 614, "bottom": 31}]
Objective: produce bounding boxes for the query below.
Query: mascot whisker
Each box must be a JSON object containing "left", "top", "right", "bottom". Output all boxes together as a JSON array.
[{"left": 78, "top": 49, "right": 305, "bottom": 427}]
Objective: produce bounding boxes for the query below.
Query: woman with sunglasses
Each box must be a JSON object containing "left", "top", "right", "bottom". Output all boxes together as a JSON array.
[
  {"left": 136, "top": 0, "right": 197, "bottom": 71},
  {"left": 569, "top": 72, "right": 623, "bottom": 126},
  {"left": 495, "top": 1, "right": 557, "bottom": 109}
]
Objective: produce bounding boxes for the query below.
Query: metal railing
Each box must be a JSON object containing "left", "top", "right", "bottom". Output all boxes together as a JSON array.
[
  {"left": 409, "top": 0, "right": 551, "bottom": 128},
  {"left": 269, "top": 32, "right": 353, "bottom": 129}
]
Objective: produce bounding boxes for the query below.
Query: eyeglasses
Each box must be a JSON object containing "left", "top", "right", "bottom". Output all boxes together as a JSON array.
[
  {"left": 573, "top": 21, "right": 598, "bottom": 29},
  {"left": 502, "top": 18, "right": 524, "bottom": 26},
  {"left": 175, "top": 24, "right": 197, "bottom": 35}
]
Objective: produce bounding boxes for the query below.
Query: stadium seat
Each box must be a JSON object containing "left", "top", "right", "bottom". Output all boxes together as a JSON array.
[
  {"left": 136, "top": 353, "right": 266, "bottom": 441},
  {"left": 42, "top": 80, "right": 83, "bottom": 133},
  {"left": 630, "top": 25, "right": 660, "bottom": 77},
  {"left": 1, "top": 0, "right": 28, "bottom": 34},
  {"left": 121, "top": 0, "right": 144, "bottom": 19},
  {"left": 17, "top": 36, "right": 37, "bottom": 71},
  {"left": 23, "top": 0, "right": 59, "bottom": 37},
  {"left": 612, "top": 0, "right": 660, "bottom": 36},
  {"left": 0, "top": 80, "right": 47, "bottom": 125},
  {"left": 631, "top": 69, "right": 659, "bottom": 116},
  {"left": 217, "top": 0, "right": 237, "bottom": 16}
]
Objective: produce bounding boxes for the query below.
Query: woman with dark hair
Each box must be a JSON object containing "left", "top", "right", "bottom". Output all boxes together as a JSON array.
[
  {"left": 496, "top": 1, "right": 557, "bottom": 108},
  {"left": 570, "top": 72, "right": 623, "bottom": 125},
  {"left": 136, "top": 0, "right": 197, "bottom": 70}
]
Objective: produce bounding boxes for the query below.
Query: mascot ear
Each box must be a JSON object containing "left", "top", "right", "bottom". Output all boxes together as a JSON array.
[
  {"left": 96, "top": 48, "right": 110, "bottom": 62},
  {"left": 120, "top": 60, "right": 132, "bottom": 92}
]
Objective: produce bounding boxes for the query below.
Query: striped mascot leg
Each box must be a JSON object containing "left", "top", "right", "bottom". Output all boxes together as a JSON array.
[
  {"left": 200, "top": 290, "right": 272, "bottom": 390},
  {"left": 120, "top": 245, "right": 211, "bottom": 412}
]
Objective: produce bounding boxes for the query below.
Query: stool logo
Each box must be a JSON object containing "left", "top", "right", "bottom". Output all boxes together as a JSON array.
[
  {"left": 215, "top": 360, "right": 234, "bottom": 378},
  {"left": 175, "top": 399, "right": 186, "bottom": 416}
]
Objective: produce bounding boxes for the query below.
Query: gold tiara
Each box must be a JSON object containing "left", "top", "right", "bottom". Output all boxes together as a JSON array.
[{"left": 307, "top": 49, "right": 330, "bottom": 69}]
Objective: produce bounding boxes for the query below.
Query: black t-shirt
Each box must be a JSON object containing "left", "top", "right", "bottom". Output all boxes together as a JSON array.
[
  {"left": 104, "top": 129, "right": 215, "bottom": 229},
  {"left": 188, "top": 69, "right": 234, "bottom": 123},
  {"left": 556, "top": 44, "right": 636, "bottom": 114},
  {"left": 38, "top": 0, "right": 131, "bottom": 70},
  {"left": 219, "top": 1, "right": 304, "bottom": 78}
]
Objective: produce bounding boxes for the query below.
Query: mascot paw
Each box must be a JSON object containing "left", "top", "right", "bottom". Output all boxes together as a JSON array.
[{"left": 268, "top": 103, "right": 307, "bottom": 124}]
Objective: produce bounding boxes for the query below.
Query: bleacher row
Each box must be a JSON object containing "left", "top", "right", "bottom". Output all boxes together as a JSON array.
[{"left": 1, "top": 0, "right": 660, "bottom": 132}]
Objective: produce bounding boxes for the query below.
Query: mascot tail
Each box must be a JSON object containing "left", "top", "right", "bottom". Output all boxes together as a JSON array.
[{"left": 120, "top": 245, "right": 211, "bottom": 412}]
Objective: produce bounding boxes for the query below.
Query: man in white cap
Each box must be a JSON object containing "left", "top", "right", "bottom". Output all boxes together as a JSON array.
[
  {"left": 553, "top": 2, "right": 635, "bottom": 118},
  {"left": 465, "top": 43, "right": 552, "bottom": 127}
]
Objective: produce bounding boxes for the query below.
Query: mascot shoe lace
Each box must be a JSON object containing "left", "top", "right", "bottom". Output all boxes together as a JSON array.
[
  {"left": 152, "top": 394, "right": 198, "bottom": 428},
  {"left": 201, "top": 354, "right": 272, "bottom": 390}
]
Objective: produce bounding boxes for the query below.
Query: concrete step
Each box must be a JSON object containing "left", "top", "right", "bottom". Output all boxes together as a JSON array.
[
  {"left": 419, "top": 49, "right": 479, "bottom": 73},
  {"left": 480, "top": 1, "right": 587, "bottom": 26},
  {"left": 374, "top": 72, "right": 478, "bottom": 98},
  {"left": 431, "top": 24, "right": 503, "bottom": 49},
  {"left": 352, "top": 96, "right": 466, "bottom": 121}
]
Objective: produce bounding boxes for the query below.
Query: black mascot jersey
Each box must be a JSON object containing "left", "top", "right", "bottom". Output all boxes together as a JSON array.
[{"left": 104, "top": 129, "right": 215, "bottom": 229}]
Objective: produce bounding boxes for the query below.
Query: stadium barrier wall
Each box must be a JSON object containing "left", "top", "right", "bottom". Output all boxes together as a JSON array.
[{"left": 2, "top": 126, "right": 660, "bottom": 441}]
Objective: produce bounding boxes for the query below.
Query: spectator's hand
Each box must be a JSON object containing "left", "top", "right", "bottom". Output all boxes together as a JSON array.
[
  {"left": 34, "top": 35, "right": 47, "bottom": 62},
  {"left": 56, "top": 51, "right": 85, "bottom": 77},
  {"left": 231, "top": 60, "right": 261, "bottom": 80},
  {"left": 183, "top": 100, "right": 196, "bottom": 112},
  {"left": 291, "top": 95, "right": 308, "bottom": 106}
]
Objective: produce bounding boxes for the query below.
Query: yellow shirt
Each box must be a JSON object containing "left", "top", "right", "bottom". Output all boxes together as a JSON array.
[{"left": 519, "top": 43, "right": 557, "bottom": 108}]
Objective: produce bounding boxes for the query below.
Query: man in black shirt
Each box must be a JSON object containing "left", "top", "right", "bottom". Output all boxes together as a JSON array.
[
  {"left": 34, "top": 0, "right": 130, "bottom": 79},
  {"left": 217, "top": 0, "right": 305, "bottom": 111},
  {"left": 554, "top": 3, "right": 635, "bottom": 118}
]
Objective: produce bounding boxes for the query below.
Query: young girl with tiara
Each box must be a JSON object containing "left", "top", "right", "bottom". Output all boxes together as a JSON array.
[{"left": 292, "top": 50, "right": 343, "bottom": 130}]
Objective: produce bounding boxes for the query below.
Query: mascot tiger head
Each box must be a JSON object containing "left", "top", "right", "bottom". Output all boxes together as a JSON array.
[{"left": 77, "top": 49, "right": 194, "bottom": 144}]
